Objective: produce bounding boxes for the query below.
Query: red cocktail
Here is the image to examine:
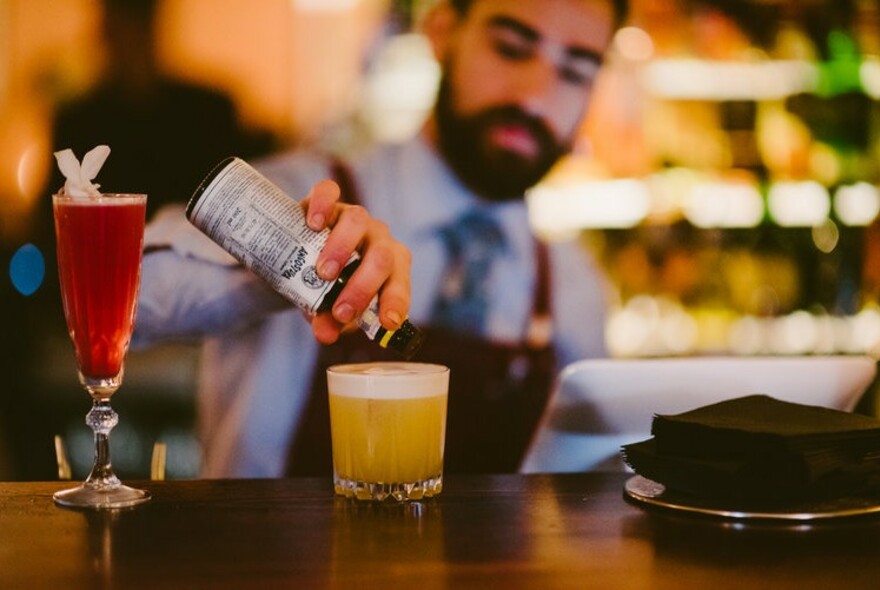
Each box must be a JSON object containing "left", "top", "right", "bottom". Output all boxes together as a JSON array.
[
  {"left": 52, "top": 192, "right": 150, "bottom": 509},
  {"left": 54, "top": 195, "right": 145, "bottom": 384}
]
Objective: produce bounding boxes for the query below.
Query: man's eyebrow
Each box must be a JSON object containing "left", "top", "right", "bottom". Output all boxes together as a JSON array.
[
  {"left": 488, "top": 15, "right": 539, "bottom": 42},
  {"left": 487, "top": 15, "right": 604, "bottom": 66}
]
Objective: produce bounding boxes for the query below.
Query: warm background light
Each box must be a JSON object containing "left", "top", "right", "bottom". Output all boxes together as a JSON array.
[
  {"left": 0, "top": 0, "right": 389, "bottom": 236},
  {"left": 5, "top": 0, "right": 880, "bottom": 482}
]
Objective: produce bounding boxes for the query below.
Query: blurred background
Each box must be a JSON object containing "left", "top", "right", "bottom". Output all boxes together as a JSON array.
[{"left": 3, "top": 0, "right": 880, "bottom": 481}]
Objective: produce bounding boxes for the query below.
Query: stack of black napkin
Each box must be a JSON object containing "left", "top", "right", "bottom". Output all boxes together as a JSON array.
[{"left": 621, "top": 394, "right": 880, "bottom": 501}]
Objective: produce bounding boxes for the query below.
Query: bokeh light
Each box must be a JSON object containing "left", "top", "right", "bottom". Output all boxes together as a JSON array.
[{"left": 9, "top": 243, "right": 45, "bottom": 296}]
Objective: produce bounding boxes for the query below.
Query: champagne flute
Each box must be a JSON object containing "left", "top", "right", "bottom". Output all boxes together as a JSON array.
[{"left": 52, "top": 192, "right": 150, "bottom": 509}]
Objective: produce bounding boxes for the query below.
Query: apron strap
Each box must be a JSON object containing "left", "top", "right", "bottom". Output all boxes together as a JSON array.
[{"left": 330, "top": 157, "right": 362, "bottom": 206}]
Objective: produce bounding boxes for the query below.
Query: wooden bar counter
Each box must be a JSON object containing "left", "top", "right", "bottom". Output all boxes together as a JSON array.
[{"left": 1, "top": 473, "right": 878, "bottom": 588}]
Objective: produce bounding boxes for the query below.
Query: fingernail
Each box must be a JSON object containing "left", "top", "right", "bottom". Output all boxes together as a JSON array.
[
  {"left": 334, "top": 303, "right": 355, "bottom": 323},
  {"left": 386, "top": 310, "right": 403, "bottom": 327},
  {"left": 319, "top": 260, "right": 340, "bottom": 279},
  {"left": 309, "top": 213, "right": 325, "bottom": 230}
]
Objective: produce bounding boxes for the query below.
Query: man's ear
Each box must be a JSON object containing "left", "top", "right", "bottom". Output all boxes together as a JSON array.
[{"left": 420, "top": 1, "right": 460, "bottom": 61}]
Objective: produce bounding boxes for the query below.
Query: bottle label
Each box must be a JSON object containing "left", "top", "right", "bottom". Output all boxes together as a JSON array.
[
  {"left": 357, "top": 296, "right": 383, "bottom": 340},
  {"left": 187, "top": 157, "right": 345, "bottom": 314}
]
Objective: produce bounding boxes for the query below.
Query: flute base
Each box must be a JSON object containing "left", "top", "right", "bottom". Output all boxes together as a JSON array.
[{"left": 54, "top": 482, "right": 151, "bottom": 510}]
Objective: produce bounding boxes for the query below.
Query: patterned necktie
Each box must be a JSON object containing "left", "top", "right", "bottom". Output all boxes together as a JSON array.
[{"left": 431, "top": 210, "right": 504, "bottom": 336}]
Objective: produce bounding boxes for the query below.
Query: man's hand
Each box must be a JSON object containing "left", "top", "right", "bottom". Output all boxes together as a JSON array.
[{"left": 300, "top": 179, "right": 412, "bottom": 344}]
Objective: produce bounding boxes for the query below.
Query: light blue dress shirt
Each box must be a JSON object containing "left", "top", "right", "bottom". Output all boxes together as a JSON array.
[{"left": 133, "top": 134, "right": 609, "bottom": 477}]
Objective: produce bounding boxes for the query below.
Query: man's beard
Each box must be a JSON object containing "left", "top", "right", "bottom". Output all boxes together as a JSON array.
[{"left": 433, "top": 72, "right": 571, "bottom": 203}]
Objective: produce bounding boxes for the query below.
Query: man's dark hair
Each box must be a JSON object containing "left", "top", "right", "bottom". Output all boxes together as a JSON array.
[{"left": 449, "top": 0, "right": 629, "bottom": 28}]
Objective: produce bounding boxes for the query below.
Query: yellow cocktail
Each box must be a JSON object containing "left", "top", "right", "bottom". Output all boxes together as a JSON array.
[{"left": 327, "top": 362, "right": 449, "bottom": 501}]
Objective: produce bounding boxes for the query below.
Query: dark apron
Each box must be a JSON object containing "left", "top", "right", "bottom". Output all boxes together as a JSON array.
[{"left": 285, "top": 161, "right": 557, "bottom": 476}]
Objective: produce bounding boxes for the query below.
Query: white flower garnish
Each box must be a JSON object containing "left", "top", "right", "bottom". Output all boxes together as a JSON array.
[{"left": 54, "top": 145, "right": 111, "bottom": 198}]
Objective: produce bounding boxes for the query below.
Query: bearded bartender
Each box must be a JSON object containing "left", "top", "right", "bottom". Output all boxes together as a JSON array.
[{"left": 133, "top": 0, "right": 628, "bottom": 477}]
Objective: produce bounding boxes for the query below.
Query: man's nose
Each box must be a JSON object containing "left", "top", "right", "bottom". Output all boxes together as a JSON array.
[{"left": 511, "top": 59, "right": 558, "bottom": 119}]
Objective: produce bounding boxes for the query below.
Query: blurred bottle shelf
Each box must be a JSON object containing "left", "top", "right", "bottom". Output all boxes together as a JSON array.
[
  {"left": 528, "top": 172, "right": 880, "bottom": 235},
  {"left": 605, "top": 295, "right": 880, "bottom": 359}
]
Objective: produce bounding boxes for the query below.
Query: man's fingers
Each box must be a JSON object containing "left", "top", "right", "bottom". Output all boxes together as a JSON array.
[
  {"left": 302, "top": 179, "right": 341, "bottom": 232},
  {"left": 302, "top": 178, "right": 412, "bottom": 335},
  {"left": 315, "top": 204, "right": 370, "bottom": 281},
  {"left": 331, "top": 226, "right": 410, "bottom": 330},
  {"left": 375, "top": 244, "right": 411, "bottom": 329},
  {"left": 311, "top": 313, "right": 344, "bottom": 345}
]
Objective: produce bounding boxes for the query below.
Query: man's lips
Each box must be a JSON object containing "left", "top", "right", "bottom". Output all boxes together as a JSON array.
[{"left": 489, "top": 125, "right": 539, "bottom": 158}]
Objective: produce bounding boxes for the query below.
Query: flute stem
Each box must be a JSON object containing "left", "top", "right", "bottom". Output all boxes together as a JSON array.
[{"left": 84, "top": 399, "right": 121, "bottom": 490}]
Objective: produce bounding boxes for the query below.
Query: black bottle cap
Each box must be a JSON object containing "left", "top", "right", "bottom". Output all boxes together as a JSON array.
[{"left": 386, "top": 320, "right": 426, "bottom": 360}]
